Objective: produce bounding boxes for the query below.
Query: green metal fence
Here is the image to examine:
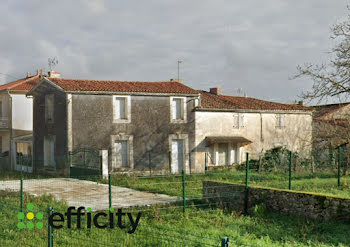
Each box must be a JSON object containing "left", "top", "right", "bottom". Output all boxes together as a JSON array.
[{"left": 1, "top": 147, "right": 349, "bottom": 246}]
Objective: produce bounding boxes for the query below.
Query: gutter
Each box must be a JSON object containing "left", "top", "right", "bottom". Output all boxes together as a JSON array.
[{"left": 193, "top": 107, "right": 313, "bottom": 115}]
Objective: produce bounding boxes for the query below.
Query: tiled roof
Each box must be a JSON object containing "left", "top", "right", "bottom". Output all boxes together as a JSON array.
[
  {"left": 0, "top": 74, "right": 40, "bottom": 91},
  {"left": 314, "top": 118, "right": 349, "bottom": 128},
  {"left": 312, "top": 103, "right": 350, "bottom": 119},
  {"left": 48, "top": 78, "right": 199, "bottom": 94},
  {"left": 197, "top": 91, "right": 312, "bottom": 111}
]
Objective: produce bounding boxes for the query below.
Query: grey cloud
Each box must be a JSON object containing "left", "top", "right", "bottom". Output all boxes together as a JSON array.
[{"left": 0, "top": 0, "right": 349, "bottom": 103}]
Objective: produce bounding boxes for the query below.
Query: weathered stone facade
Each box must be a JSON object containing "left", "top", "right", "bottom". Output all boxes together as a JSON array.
[
  {"left": 203, "top": 181, "right": 350, "bottom": 222},
  {"left": 70, "top": 94, "right": 197, "bottom": 173}
]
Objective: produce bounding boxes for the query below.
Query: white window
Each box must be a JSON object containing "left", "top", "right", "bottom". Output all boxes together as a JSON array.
[
  {"left": 113, "top": 96, "right": 131, "bottom": 123},
  {"left": 170, "top": 97, "right": 186, "bottom": 122},
  {"left": 276, "top": 114, "right": 285, "bottom": 129},
  {"left": 45, "top": 94, "right": 54, "bottom": 123},
  {"left": 233, "top": 113, "right": 244, "bottom": 129},
  {"left": 44, "top": 136, "right": 55, "bottom": 167}
]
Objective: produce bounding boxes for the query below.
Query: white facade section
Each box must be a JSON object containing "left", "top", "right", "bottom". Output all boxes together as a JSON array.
[
  {"left": 11, "top": 94, "right": 33, "bottom": 130},
  {"left": 194, "top": 111, "right": 312, "bottom": 171}
]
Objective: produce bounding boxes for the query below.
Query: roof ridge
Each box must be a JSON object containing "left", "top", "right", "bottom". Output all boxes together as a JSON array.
[
  {"left": 314, "top": 103, "right": 350, "bottom": 119},
  {"left": 50, "top": 78, "right": 173, "bottom": 83}
]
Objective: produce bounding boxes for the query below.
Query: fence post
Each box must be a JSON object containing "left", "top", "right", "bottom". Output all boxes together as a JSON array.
[
  {"left": 189, "top": 152, "right": 192, "bottom": 175},
  {"left": 48, "top": 207, "right": 53, "bottom": 247},
  {"left": 168, "top": 151, "right": 172, "bottom": 174},
  {"left": 289, "top": 151, "right": 292, "bottom": 190},
  {"left": 338, "top": 146, "right": 342, "bottom": 187},
  {"left": 244, "top": 152, "right": 250, "bottom": 214},
  {"left": 221, "top": 237, "right": 230, "bottom": 247},
  {"left": 182, "top": 169, "right": 186, "bottom": 214},
  {"left": 109, "top": 174, "right": 112, "bottom": 210},
  {"left": 205, "top": 152, "right": 208, "bottom": 173},
  {"left": 148, "top": 152, "right": 152, "bottom": 177},
  {"left": 20, "top": 174, "right": 23, "bottom": 215}
]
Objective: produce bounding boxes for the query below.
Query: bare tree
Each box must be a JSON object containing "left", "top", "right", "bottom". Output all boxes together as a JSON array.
[{"left": 295, "top": 7, "right": 350, "bottom": 102}]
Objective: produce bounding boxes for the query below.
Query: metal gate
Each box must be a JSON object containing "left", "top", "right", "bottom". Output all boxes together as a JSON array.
[{"left": 68, "top": 148, "right": 102, "bottom": 177}]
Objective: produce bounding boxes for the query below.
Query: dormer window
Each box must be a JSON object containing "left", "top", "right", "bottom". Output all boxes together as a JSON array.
[{"left": 45, "top": 94, "right": 54, "bottom": 123}]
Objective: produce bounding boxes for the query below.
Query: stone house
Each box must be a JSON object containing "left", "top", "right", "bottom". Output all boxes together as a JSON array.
[
  {"left": 193, "top": 88, "right": 313, "bottom": 170},
  {"left": 27, "top": 74, "right": 313, "bottom": 175},
  {"left": 27, "top": 76, "right": 200, "bottom": 176},
  {"left": 0, "top": 72, "right": 41, "bottom": 172}
]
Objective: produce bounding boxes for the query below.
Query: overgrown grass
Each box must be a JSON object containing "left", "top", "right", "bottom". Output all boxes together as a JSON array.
[
  {"left": 102, "top": 170, "right": 350, "bottom": 199},
  {"left": 1, "top": 191, "right": 349, "bottom": 247}
]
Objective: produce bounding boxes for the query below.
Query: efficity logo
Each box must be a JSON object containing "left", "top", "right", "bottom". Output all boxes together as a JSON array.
[
  {"left": 17, "top": 203, "right": 142, "bottom": 234},
  {"left": 17, "top": 203, "right": 44, "bottom": 229}
]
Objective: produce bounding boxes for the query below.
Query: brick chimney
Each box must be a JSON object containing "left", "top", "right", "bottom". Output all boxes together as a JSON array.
[
  {"left": 48, "top": 71, "right": 61, "bottom": 78},
  {"left": 298, "top": 100, "right": 304, "bottom": 106},
  {"left": 210, "top": 87, "right": 221, "bottom": 95}
]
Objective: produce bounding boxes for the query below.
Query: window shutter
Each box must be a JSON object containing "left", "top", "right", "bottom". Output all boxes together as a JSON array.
[
  {"left": 115, "top": 98, "right": 120, "bottom": 119},
  {"left": 50, "top": 137, "right": 55, "bottom": 166},
  {"left": 233, "top": 114, "right": 239, "bottom": 129},
  {"left": 239, "top": 114, "right": 245, "bottom": 128},
  {"left": 176, "top": 99, "right": 182, "bottom": 119},
  {"left": 119, "top": 98, "right": 126, "bottom": 119},
  {"left": 0, "top": 101, "right": 3, "bottom": 118},
  {"left": 45, "top": 95, "right": 54, "bottom": 121}
]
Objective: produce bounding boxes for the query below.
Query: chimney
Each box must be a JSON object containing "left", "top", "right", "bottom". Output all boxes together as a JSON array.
[
  {"left": 48, "top": 71, "right": 61, "bottom": 78},
  {"left": 210, "top": 87, "right": 221, "bottom": 95},
  {"left": 298, "top": 100, "right": 304, "bottom": 106},
  {"left": 26, "top": 72, "right": 30, "bottom": 78},
  {"left": 170, "top": 78, "right": 184, "bottom": 84}
]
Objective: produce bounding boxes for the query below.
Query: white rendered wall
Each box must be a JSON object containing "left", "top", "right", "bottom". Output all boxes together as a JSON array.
[{"left": 11, "top": 94, "right": 33, "bottom": 131}]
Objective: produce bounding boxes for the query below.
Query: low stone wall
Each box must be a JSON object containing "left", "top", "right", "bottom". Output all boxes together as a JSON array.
[{"left": 203, "top": 181, "right": 350, "bottom": 222}]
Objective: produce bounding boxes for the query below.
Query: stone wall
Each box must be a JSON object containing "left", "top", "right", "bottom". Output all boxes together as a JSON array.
[{"left": 203, "top": 181, "right": 350, "bottom": 222}]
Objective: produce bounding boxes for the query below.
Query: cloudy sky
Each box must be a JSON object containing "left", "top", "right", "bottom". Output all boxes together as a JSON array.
[{"left": 0, "top": 0, "right": 349, "bottom": 103}]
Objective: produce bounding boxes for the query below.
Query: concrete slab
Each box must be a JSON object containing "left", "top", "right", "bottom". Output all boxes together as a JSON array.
[{"left": 0, "top": 178, "right": 180, "bottom": 211}]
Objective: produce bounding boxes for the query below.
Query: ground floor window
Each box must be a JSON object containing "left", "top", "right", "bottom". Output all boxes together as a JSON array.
[
  {"left": 16, "top": 142, "right": 32, "bottom": 166},
  {"left": 114, "top": 140, "right": 129, "bottom": 167},
  {"left": 110, "top": 135, "right": 134, "bottom": 170},
  {"left": 208, "top": 143, "right": 239, "bottom": 166}
]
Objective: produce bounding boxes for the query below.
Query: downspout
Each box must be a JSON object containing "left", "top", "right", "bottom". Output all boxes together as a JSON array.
[
  {"left": 260, "top": 112, "right": 263, "bottom": 143},
  {"left": 7, "top": 90, "right": 13, "bottom": 170}
]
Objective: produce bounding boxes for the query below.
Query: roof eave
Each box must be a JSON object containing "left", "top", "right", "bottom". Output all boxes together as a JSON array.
[
  {"left": 65, "top": 90, "right": 201, "bottom": 97},
  {"left": 194, "top": 107, "right": 313, "bottom": 114}
]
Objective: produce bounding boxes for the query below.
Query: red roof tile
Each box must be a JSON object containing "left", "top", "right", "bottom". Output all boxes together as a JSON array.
[
  {"left": 312, "top": 103, "right": 350, "bottom": 119},
  {"left": 198, "top": 91, "right": 312, "bottom": 111},
  {"left": 48, "top": 78, "right": 199, "bottom": 94},
  {"left": 0, "top": 75, "right": 40, "bottom": 91}
]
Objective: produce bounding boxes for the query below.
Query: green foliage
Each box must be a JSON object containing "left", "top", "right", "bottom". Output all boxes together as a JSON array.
[
  {"left": 1, "top": 191, "right": 350, "bottom": 246},
  {"left": 250, "top": 204, "right": 267, "bottom": 218}
]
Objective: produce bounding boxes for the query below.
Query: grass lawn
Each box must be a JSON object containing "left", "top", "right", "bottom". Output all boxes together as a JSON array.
[
  {"left": 103, "top": 170, "right": 350, "bottom": 199},
  {"left": 0, "top": 191, "right": 349, "bottom": 247}
]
